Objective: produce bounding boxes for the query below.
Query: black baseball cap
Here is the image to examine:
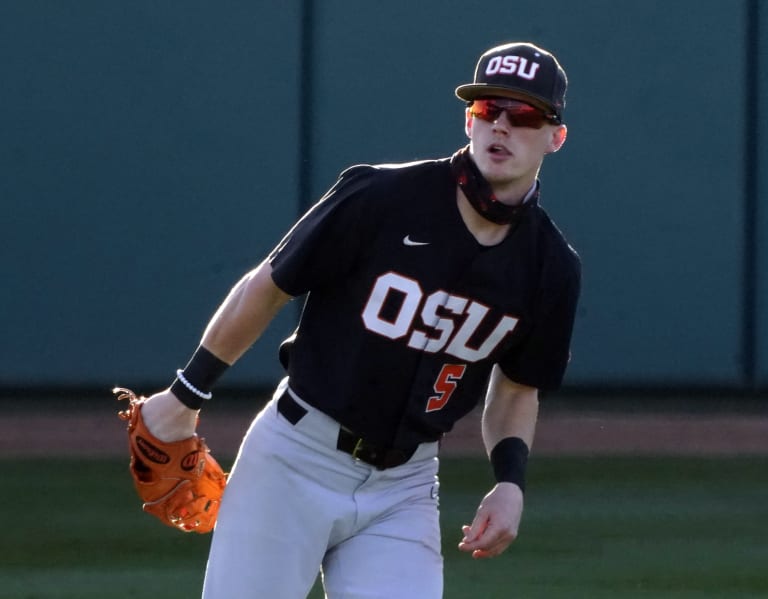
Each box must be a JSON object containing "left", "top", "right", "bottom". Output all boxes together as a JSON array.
[{"left": 456, "top": 42, "right": 567, "bottom": 122}]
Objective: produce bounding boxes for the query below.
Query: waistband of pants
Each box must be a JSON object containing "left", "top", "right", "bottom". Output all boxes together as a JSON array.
[{"left": 276, "top": 388, "right": 425, "bottom": 470}]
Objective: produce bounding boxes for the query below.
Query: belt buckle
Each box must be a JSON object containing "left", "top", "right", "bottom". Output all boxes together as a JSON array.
[
  {"left": 351, "top": 437, "right": 383, "bottom": 468},
  {"left": 348, "top": 435, "right": 409, "bottom": 469},
  {"left": 351, "top": 438, "right": 367, "bottom": 462}
]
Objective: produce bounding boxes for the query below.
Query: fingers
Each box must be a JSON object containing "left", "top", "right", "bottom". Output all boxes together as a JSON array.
[
  {"left": 458, "top": 519, "right": 517, "bottom": 559},
  {"left": 457, "top": 511, "right": 486, "bottom": 556},
  {"left": 459, "top": 514, "right": 487, "bottom": 545}
]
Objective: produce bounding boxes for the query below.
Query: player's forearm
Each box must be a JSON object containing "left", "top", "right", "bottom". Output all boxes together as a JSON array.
[
  {"left": 481, "top": 366, "right": 539, "bottom": 453},
  {"left": 201, "top": 260, "right": 292, "bottom": 364},
  {"left": 161, "top": 260, "right": 291, "bottom": 415},
  {"left": 480, "top": 367, "right": 538, "bottom": 495}
]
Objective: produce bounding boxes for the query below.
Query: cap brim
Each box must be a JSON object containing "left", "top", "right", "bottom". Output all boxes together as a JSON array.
[{"left": 455, "top": 84, "right": 554, "bottom": 114}]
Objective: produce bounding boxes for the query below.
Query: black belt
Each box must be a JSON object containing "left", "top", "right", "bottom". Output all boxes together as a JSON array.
[{"left": 277, "top": 391, "right": 416, "bottom": 470}]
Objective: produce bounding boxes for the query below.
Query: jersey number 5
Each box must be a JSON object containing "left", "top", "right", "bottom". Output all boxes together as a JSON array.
[{"left": 425, "top": 363, "right": 467, "bottom": 413}]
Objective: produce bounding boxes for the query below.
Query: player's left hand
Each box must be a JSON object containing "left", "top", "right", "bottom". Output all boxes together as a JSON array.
[
  {"left": 458, "top": 482, "right": 524, "bottom": 559},
  {"left": 115, "top": 387, "right": 227, "bottom": 533}
]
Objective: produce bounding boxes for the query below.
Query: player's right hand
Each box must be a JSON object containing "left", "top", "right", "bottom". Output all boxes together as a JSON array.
[{"left": 140, "top": 389, "right": 200, "bottom": 442}]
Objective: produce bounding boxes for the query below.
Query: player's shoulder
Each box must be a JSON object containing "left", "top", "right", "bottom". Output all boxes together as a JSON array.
[
  {"left": 323, "top": 159, "right": 451, "bottom": 214},
  {"left": 344, "top": 156, "right": 448, "bottom": 174},
  {"left": 531, "top": 206, "right": 581, "bottom": 273},
  {"left": 313, "top": 158, "right": 449, "bottom": 223},
  {"left": 339, "top": 157, "right": 450, "bottom": 187}
]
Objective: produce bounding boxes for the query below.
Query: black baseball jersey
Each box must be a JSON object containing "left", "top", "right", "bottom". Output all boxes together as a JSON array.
[{"left": 269, "top": 157, "right": 580, "bottom": 449}]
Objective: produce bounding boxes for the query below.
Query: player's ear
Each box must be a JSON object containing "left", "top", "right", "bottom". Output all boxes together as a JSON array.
[
  {"left": 465, "top": 108, "right": 473, "bottom": 138},
  {"left": 546, "top": 124, "right": 567, "bottom": 153}
]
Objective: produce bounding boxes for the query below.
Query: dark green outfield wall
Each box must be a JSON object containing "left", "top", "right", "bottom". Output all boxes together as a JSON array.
[{"left": 1, "top": 1, "right": 765, "bottom": 391}]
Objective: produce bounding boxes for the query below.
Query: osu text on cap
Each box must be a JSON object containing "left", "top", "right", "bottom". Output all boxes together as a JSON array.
[{"left": 485, "top": 56, "right": 540, "bottom": 81}]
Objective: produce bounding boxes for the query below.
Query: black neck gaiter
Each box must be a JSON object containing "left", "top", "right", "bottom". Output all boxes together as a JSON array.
[{"left": 450, "top": 145, "right": 537, "bottom": 226}]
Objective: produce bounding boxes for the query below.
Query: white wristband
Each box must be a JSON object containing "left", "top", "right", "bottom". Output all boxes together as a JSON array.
[{"left": 175, "top": 369, "right": 213, "bottom": 401}]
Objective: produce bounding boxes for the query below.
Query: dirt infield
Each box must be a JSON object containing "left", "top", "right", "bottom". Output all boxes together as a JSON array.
[{"left": 2, "top": 396, "right": 767, "bottom": 458}]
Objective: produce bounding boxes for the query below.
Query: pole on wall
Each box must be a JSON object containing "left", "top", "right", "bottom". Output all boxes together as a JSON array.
[
  {"left": 742, "top": 0, "right": 760, "bottom": 390},
  {"left": 297, "top": 0, "right": 315, "bottom": 214}
]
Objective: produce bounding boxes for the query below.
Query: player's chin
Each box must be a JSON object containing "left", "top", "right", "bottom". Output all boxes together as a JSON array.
[
  {"left": 478, "top": 160, "right": 512, "bottom": 180},
  {"left": 485, "top": 167, "right": 528, "bottom": 189}
]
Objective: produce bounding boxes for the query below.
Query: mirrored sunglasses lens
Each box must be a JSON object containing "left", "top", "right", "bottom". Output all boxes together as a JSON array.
[
  {"left": 471, "top": 99, "right": 548, "bottom": 129},
  {"left": 470, "top": 100, "right": 502, "bottom": 122},
  {"left": 508, "top": 110, "right": 545, "bottom": 128}
]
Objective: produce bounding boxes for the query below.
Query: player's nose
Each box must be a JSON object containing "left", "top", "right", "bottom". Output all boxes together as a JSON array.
[{"left": 491, "top": 114, "right": 511, "bottom": 133}]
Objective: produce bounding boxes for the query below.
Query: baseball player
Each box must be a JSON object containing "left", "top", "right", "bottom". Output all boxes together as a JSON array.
[{"left": 137, "top": 41, "right": 580, "bottom": 598}]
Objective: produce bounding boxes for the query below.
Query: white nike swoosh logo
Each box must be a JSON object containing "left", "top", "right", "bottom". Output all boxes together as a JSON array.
[{"left": 403, "top": 235, "right": 430, "bottom": 247}]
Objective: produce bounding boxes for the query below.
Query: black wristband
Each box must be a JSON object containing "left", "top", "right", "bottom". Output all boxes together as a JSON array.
[
  {"left": 490, "top": 436, "right": 530, "bottom": 492},
  {"left": 170, "top": 346, "right": 230, "bottom": 409}
]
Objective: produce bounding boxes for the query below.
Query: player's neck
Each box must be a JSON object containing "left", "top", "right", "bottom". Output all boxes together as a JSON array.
[
  {"left": 490, "top": 177, "right": 538, "bottom": 206},
  {"left": 456, "top": 188, "right": 512, "bottom": 246}
]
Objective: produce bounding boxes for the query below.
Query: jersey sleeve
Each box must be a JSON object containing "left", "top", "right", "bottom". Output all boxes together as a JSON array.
[
  {"left": 268, "top": 165, "right": 377, "bottom": 297},
  {"left": 498, "top": 248, "right": 581, "bottom": 391}
]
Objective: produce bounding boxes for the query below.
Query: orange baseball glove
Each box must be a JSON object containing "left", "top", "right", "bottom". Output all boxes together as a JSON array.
[{"left": 114, "top": 387, "right": 227, "bottom": 533}]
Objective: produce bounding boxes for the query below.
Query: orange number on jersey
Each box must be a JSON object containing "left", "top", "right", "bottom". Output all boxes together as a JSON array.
[{"left": 425, "top": 363, "right": 467, "bottom": 413}]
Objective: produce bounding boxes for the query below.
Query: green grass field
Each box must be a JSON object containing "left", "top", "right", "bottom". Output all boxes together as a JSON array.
[{"left": 2, "top": 456, "right": 766, "bottom": 598}]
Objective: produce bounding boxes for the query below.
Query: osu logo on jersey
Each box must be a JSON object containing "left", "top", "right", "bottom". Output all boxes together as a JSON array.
[{"left": 361, "top": 271, "right": 518, "bottom": 363}]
